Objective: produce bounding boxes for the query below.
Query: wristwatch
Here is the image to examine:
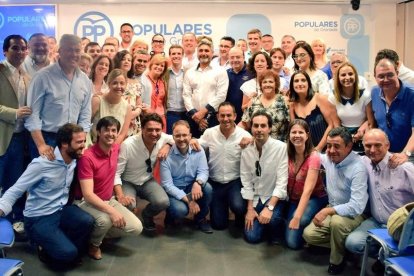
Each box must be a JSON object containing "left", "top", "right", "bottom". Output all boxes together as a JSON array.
[
  {"left": 405, "top": 151, "right": 412, "bottom": 157},
  {"left": 196, "top": 179, "right": 205, "bottom": 188},
  {"left": 266, "top": 204, "right": 275, "bottom": 211}
]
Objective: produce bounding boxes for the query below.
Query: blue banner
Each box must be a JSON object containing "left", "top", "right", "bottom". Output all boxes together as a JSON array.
[{"left": 0, "top": 5, "right": 56, "bottom": 50}]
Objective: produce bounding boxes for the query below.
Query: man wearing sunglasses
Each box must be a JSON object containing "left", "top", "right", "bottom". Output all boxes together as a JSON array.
[
  {"left": 240, "top": 110, "right": 288, "bottom": 244},
  {"left": 371, "top": 57, "right": 414, "bottom": 167},
  {"left": 114, "top": 113, "right": 173, "bottom": 233}
]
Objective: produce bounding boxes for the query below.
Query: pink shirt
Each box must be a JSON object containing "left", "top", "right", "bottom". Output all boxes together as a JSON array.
[
  {"left": 76, "top": 143, "right": 120, "bottom": 201},
  {"left": 287, "top": 152, "right": 326, "bottom": 202}
]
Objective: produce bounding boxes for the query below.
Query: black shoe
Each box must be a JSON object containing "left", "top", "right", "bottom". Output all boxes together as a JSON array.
[
  {"left": 328, "top": 260, "right": 346, "bottom": 275},
  {"left": 37, "top": 246, "right": 53, "bottom": 264},
  {"left": 371, "top": 260, "right": 385, "bottom": 275},
  {"left": 196, "top": 219, "right": 213, "bottom": 234},
  {"left": 142, "top": 216, "right": 156, "bottom": 232}
]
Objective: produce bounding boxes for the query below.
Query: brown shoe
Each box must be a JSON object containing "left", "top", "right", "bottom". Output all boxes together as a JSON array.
[{"left": 88, "top": 244, "right": 102, "bottom": 260}]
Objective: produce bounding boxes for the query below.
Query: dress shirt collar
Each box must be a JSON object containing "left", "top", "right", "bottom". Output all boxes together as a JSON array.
[
  {"left": 3, "top": 59, "right": 19, "bottom": 74},
  {"left": 229, "top": 64, "right": 247, "bottom": 75},
  {"left": 334, "top": 150, "right": 357, "bottom": 169},
  {"left": 172, "top": 144, "right": 192, "bottom": 156},
  {"left": 379, "top": 79, "right": 405, "bottom": 102},
  {"left": 91, "top": 142, "right": 115, "bottom": 157},
  {"left": 371, "top": 152, "right": 391, "bottom": 172},
  {"left": 53, "top": 146, "right": 75, "bottom": 166},
  {"left": 195, "top": 63, "right": 212, "bottom": 71}
]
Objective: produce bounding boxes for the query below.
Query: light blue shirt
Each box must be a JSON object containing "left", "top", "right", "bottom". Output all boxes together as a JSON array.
[
  {"left": 0, "top": 147, "right": 76, "bottom": 217},
  {"left": 25, "top": 61, "right": 92, "bottom": 133},
  {"left": 160, "top": 145, "right": 209, "bottom": 200},
  {"left": 167, "top": 68, "right": 185, "bottom": 112},
  {"left": 321, "top": 151, "right": 368, "bottom": 217}
]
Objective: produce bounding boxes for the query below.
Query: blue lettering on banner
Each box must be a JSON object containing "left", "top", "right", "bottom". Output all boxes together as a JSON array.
[
  {"left": 132, "top": 23, "right": 212, "bottom": 36},
  {"left": 74, "top": 11, "right": 114, "bottom": 42}
]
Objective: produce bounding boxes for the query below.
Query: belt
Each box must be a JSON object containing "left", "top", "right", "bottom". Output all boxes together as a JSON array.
[{"left": 167, "top": 111, "right": 186, "bottom": 115}]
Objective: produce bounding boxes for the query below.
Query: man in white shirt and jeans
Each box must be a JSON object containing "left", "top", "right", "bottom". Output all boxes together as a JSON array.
[
  {"left": 240, "top": 110, "right": 288, "bottom": 244},
  {"left": 198, "top": 102, "right": 251, "bottom": 230}
]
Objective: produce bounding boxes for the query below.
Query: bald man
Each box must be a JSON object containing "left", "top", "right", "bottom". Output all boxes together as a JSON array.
[{"left": 345, "top": 128, "right": 414, "bottom": 257}]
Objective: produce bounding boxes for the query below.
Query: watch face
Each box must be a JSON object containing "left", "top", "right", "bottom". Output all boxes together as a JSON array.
[
  {"left": 406, "top": 151, "right": 412, "bottom": 157},
  {"left": 267, "top": 205, "right": 274, "bottom": 211}
]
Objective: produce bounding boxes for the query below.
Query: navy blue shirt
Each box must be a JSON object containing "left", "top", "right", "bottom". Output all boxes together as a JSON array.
[
  {"left": 226, "top": 65, "right": 252, "bottom": 123},
  {"left": 371, "top": 80, "right": 414, "bottom": 152}
]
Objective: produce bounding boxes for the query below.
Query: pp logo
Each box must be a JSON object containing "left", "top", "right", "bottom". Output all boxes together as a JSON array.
[
  {"left": 74, "top": 11, "right": 113, "bottom": 42},
  {"left": 340, "top": 14, "right": 364, "bottom": 39},
  {"left": 0, "top": 12, "right": 4, "bottom": 30}
]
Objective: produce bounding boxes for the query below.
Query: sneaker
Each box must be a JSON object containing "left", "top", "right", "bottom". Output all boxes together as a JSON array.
[
  {"left": 142, "top": 216, "right": 156, "bottom": 232},
  {"left": 13, "top": 221, "right": 25, "bottom": 234},
  {"left": 196, "top": 219, "right": 213, "bottom": 234},
  {"left": 371, "top": 260, "right": 385, "bottom": 275}
]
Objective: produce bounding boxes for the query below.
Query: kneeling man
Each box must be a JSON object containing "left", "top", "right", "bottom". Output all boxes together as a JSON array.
[
  {"left": 303, "top": 127, "right": 368, "bottom": 275},
  {"left": 75, "top": 116, "right": 142, "bottom": 260},
  {"left": 240, "top": 110, "right": 288, "bottom": 244},
  {"left": 160, "top": 120, "right": 213, "bottom": 233}
]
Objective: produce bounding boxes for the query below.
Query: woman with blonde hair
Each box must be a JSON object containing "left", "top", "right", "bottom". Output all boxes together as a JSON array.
[
  {"left": 143, "top": 53, "right": 169, "bottom": 131},
  {"left": 90, "top": 69, "right": 132, "bottom": 144},
  {"left": 328, "top": 62, "right": 374, "bottom": 152},
  {"left": 311, "top": 38, "right": 329, "bottom": 70}
]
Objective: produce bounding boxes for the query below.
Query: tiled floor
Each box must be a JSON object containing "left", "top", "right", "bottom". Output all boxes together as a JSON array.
[{"left": 5, "top": 218, "right": 371, "bottom": 276}]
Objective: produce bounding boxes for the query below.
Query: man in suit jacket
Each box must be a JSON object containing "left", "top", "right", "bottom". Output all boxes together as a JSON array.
[{"left": 0, "top": 34, "right": 32, "bottom": 234}]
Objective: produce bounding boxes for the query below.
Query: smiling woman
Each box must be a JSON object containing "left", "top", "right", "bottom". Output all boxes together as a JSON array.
[{"left": 89, "top": 69, "right": 133, "bottom": 145}]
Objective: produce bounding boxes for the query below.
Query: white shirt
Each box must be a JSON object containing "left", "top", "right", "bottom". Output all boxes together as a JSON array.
[
  {"left": 240, "top": 137, "right": 288, "bottom": 207},
  {"left": 284, "top": 54, "right": 295, "bottom": 74},
  {"left": 399, "top": 63, "right": 414, "bottom": 85},
  {"left": 115, "top": 133, "right": 173, "bottom": 186},
  {"left": 199, "top": 125, "right": 251, "bottom": 183},
  {"left": 328, "top": 89, "right": 371, "bottom": 128},
  {"left": 182, "top": 53, "right": 198, "bottom": 72},
  {"left": 182, "top": 64, "right": 229, "bottom": 111},
  {"left": 210, "top": 57, "right": 231, "bottom": 70},
  {"left": 240, "top": 78, "right": 260, "bottom": 98}
]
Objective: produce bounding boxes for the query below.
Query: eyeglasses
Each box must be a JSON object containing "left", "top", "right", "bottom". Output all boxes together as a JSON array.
[
  {"left": 376, "top": 73, "right": 396, "bottom": 81},
  {"left": 386, "top": 112, "right": 392, "bottom": 129},
  {"left": 152, "top": 40, "right": 164, "bottom": 44},
  {"left": 255, "top": 161, "right": 261, "bottom": 177},
  {"left": 145, "top": 158, "right": 152, "bottom": 173},
  {"left": 292, "top": 53, "right": 307, "bottom": 60},
  {"left": 330, "top": 60, "right": 343, "bottom": 65},
  {"left": 135, "top": 59, "right": 148, "bottom": 64}
]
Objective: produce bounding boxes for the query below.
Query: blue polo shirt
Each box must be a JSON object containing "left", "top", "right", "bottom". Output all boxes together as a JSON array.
[
  {"left": 226, "top": 65, "right": 252, "bottom": 123},
  {"left": 371, "top": 80, "right": 414, "bottom": 152}
]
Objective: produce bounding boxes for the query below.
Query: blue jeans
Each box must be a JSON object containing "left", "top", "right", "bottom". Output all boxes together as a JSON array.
[
  {"left": 166, "top": 182, "right": 212, "bottom": 223},
  {"left": 345, "top": 217, "right": 384, "bottom": 255},
  {"left": 284, "top": 196, "right": 328, "bottom": 249},
  {"left": 29, "top": 131, "right": 57, "bottom": 160},
  {"left": 188, "top": 112, "right": 218, "bottom": 138},
  {"left": 0, "top": 132, "right": 27, "bottom": 223},
  {"left": 24, "top": 205, "right": 94, "bottom": 262},
  {"left": 209, "top": 178, "right": 246, "bottom": 230},
  {"left": 244, "top": 199, "right": 286, "bottom": 244},
  {"left": 166, "top": 111, "right": 187, "bottom": 135}
]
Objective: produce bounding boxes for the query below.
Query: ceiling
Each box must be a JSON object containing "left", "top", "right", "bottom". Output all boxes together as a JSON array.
[{"left": 0, "top": 0, "right": 405, "bottom": 4}]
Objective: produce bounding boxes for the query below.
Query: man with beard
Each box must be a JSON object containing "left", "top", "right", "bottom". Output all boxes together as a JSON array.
[
  {"left": 22, "top": 33, "right": 50, "bottom": 76},
  {"left": 0, "top": 34, "right": 32, "bottom": 235},
  {"left": 119, "top": 23, "right": 134, "bottom": 51},
  {"left": 245, "top": 29, "right": 263, "bottom": 64},
  {"left": 0, "top": 123, "right": 94, "bottom": 266},
  {"left": 226, "top": 47, "right": 252, "bottom": 123},
  {"left": 183, "top": 38, "right": 229, "bottom": 137},
  {"left": 25, "top": 34, "right": 93, "bottom": 161},
  {"left": 84, "top": 42, "right": 101, "bottom": 62},
  {"left": 132, "top": 50, "right": 151, "bottom": 106},
  {"left": 166, "top": 45, "right": 187, "bottom": 134}
]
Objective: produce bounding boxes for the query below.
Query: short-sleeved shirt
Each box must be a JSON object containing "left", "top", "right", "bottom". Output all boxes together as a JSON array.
[
  {"left": 287, "top": 152, "right": 326, "bottom": 202},
  {"left": 371, "top": 80, "right": 414, "bottom": 152},
  {"left": 76, "top": 143, "right": 120, "bottom": 201}
]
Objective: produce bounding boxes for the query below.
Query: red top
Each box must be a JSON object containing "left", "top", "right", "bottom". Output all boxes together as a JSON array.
[
  {"left": 75, "top": 143, "right": 120, "bottom": 201},
  {"left": 287, "top": 151, "right": 326, "bottom": 202}
]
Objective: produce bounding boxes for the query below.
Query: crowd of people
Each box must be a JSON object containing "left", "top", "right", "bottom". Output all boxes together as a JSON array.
[{"left": 0, "top": 23, "right": 414, "bottom": 275}]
